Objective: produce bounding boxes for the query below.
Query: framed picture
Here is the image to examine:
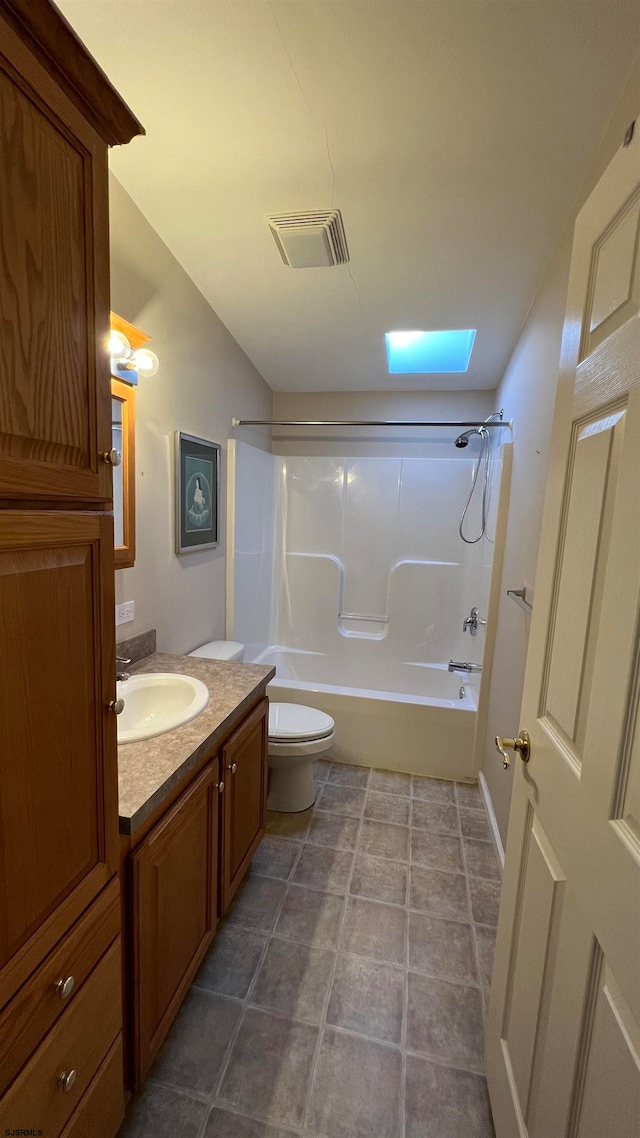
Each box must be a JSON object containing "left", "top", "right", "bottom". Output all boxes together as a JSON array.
[{"left": 175, "top": 431, "right": 221, "bottom": 553}]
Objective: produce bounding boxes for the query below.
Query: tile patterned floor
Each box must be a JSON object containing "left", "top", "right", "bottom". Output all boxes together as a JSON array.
[{"left": 119, "top": 762, "right": 500, "bottom": 1138}]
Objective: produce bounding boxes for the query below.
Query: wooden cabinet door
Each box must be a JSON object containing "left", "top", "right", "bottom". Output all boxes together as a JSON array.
[
  {"left": 222, "top": 700, "right": 268, "bottom": 911},
  {"left": 0, "top": 14, "right": 112, "bottom": 503},
  {"left": 0, "top": 511, "right": 118, "bottom": 1008},
  {"left": 131, "top": 765, "right": 220, "bottom": 1087}
]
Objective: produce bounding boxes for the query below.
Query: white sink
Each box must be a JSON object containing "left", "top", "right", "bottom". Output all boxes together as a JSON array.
[{"left": 117, "top": 672, "right": 210, "bottom": 744}]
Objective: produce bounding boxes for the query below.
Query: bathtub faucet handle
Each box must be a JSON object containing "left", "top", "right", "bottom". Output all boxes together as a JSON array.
[{"left": 463, "top": 607, "right": 486, "bottom": 636}]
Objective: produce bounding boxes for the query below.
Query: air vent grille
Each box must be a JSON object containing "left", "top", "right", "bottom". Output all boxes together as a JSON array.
[{"left": 267, "top": 209, "right": 350, "bottom": 268}]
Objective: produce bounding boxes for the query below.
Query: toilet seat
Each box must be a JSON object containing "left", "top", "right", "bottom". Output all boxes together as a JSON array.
[{"left": 268, "top": 702, "right": 334, "bottom": 743}]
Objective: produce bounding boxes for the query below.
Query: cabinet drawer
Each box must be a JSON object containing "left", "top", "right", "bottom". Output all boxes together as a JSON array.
[
  {"left": 0, "top": 939, "right": 121, "bottom": 1138},
  {"left": 60, "top": 1035, "right": 124, "bottom": 1138},
  {"left": 0, "top": 878, "right": 120, "bottom": 1096}
]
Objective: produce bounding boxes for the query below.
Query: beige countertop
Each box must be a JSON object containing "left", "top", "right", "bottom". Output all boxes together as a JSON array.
[{"left": 118, "top": 653, "right": 275, "bottom": 835}]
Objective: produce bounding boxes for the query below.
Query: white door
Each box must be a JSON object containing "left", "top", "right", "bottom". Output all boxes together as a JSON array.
[{"left": 486, "top": 124, "right": 640, "bottom": 1137}]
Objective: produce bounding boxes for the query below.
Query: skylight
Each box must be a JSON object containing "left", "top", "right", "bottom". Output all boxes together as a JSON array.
[{"left": 385, "top": 330, "right": 476, "bottom": 374}]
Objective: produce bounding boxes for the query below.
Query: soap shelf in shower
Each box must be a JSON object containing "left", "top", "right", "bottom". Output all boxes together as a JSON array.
[{"left": 507, "top": 587, "right": 533, "bottom": 615}]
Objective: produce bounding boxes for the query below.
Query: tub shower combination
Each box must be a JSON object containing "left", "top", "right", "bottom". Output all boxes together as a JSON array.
[{"left": 227, "top": 419, "right": 509, "bottom": 781}]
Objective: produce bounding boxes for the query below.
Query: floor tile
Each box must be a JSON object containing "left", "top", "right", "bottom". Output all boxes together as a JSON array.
[
  {"left": 463, "top": 837, "right": 501, "bottom": 880},
  {"left": 411, "top": 829, "right": 464, "bottom": 874},
  {"left": 460, "top": 806, "right": 492, "bottom": 841},
  {"left": 306, "top": 1028, "right": 402, "bottom": 1138},
  {"left": 326, "top": 954, "right": 404, "bottom": 1044},
  {"left": 118, "top": 1083, "right": 207, "bottom": 1138},
  {"left": 316, "top": 783, "right": 366, "bottom": 817},
  {"left": 226, "top": 876, "right": 287, "bottom": 933},
  {"left": 369, "top": 769, "right": 411, "bottom": 797},
  {"left": 275, "top": 884, "right": 344, "bottom": 948},
  {"left": 218, "top": 1008, "right": 318, "bottom": 1128},
  {"left": 456, "top": 782, "right": 483, "bottom": 808},
  {"left": 313, "top": 758, "right": 331, "bottom": 786},
  {"left": 328, "top": 762, "right": 370, "bottom": 788},
  {"left": 469, "top": 877, "right": 501, "bottom": 926},
  {"left": 364, "top": 791, "right": 410, "bottom": 825},
  {"left": 250, "top": 937, "right": 334, "bottom": 1023},
  {"left": 475, "top": 923, "right": 497, "bottom": 988},
  {"left": 291, "top": 844, "right": 353, "bottom": 894},
  {"left": 251, "top": 835, "right": 300, "bottom": 880},
  {"left": 412, "top": 776, "right": 455, "bottom": 803},
  {"left": 266, "top": 809, "right": 313, "bottom": 839},
  {"left": 409, "top": 911, "right": 478, "bottom": 985},
  {"left": 350, "top": 854, "right": 407, "bottom": 906},
  {"left": 405, "top": 1055, "right": 494, "bottom": 1138},
  {"left": 340, "top": 896, "right": 406, "bottom": 964},
  {"left": 150, "top": 989, "right": 241, "bottom": 1095},
  {"left": 409, "top": 865, "right": 469, "bottom": 921},
  {"left": 411, "top": 800, "right": 459, "bottom": 836},
  {"left": 194, "top": 924, "right": 267, "bottom": 999},
  {"left": 204, "top": 1108, "right": 298, "bottom": 1138},
  {"left": 406, "top": 971, "right": 485, "bottom": 1070},
  {"left": 358, "top": 818, "right": 409, "bottom": 862},
  {"left": 306, "top": 810, "right": 360, "bottom": 851}
]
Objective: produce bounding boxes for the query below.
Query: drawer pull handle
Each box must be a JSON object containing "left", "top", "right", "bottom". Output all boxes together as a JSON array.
[
  {"left": 55, "top": 975, "right": 75, "bottom": 1000},
  {"left": 58, "top": 1069, "right": 77, "bottom": 1094},
  {"left": 102, "top": 447, "right": 122, "bottom": 466},
  {"left": 228, "top": 762, "right": 237, "bottom": 774},
  {"left": 109, "top": 698, "right": 125, "bottom": 715}
]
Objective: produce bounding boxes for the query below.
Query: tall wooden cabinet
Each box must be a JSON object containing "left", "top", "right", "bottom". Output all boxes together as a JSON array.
[{"left": 0, "top": 2, "right": 142, "bottom": 1134}]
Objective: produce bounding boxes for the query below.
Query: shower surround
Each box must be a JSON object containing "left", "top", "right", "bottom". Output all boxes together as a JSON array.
[{"left": 227, "top": 440, "right": 509, "bottom": 780}]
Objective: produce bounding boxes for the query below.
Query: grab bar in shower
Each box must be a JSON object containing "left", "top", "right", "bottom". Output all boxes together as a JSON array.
[{"left": 339, "top": 612, "right": 390, "bottom": 623}]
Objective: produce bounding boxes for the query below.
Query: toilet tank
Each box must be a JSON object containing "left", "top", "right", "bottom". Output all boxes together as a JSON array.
[{"left": 188, "top": 640, "right": 245, "bottom": 663}]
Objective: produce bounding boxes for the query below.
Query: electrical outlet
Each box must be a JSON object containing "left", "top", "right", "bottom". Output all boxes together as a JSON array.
[{"left": 116, "top": 600, "right": 135, "bottom": 626}]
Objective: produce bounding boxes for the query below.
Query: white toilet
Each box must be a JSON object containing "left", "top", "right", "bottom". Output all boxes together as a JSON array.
[{"left": 188, "top": 641, "right": 335, "bottom": 812}]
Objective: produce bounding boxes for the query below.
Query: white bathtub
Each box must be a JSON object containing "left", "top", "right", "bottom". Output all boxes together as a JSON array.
[{"left": 253, "top": 647, "right": 479, "bottom": 781}]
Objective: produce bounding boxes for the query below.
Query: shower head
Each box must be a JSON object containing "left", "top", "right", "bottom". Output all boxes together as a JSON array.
[{"left": 454, "top": 430, "right": 473, "bottom": 448}]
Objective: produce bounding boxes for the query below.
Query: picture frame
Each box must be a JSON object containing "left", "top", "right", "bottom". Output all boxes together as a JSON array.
[{"left": 175, "top": 431, "right": 221, "bottom": 553}]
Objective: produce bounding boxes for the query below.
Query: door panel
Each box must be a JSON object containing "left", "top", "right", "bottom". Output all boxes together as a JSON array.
[
  {"left": 0, "top": 17, "right": 111, "bottom": 502},
  {"left": 486, "top": 128, "right": 640, "bottom": 1137},
  {"left": 0, "top": 512, "right": 117, "bottom": 1005},
  {"left": 222, "top": 700, "right": 268, "bottom": 910},
  {"left": 131, "top": 764, "right": 219, "bottom": 1087}
]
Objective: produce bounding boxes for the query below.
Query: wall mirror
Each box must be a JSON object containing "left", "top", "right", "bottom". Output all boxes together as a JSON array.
[{"left": 111, "top": 377, "right": 136, "bottom": 569}]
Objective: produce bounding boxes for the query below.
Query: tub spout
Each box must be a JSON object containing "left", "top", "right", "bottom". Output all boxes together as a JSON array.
[{"left": 448, "top": 661, "right": 482, "bottom": 674}]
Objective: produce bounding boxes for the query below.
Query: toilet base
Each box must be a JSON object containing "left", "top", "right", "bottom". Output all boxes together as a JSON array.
[{"left": 267, "top": 756, "right": 315, "bottom": 813}]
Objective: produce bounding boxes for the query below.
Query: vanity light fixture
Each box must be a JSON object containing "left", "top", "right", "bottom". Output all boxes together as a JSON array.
[{"left": 109, "top": 312, "right": 159, "bottom": 382}]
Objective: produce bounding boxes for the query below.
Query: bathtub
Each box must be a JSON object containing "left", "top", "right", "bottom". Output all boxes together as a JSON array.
[{"left": 252, "top": 647, "right": 479, "bottom": 781}]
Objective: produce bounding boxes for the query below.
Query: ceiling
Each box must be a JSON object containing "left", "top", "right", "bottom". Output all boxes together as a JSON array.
[{"left": 59, "top": 1, "right": 639, "bottom": 393}]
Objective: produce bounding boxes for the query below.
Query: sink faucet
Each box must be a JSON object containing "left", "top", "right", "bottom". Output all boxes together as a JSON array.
[
  {"left": 116, "top": 655, "right": 131, "bottom": 682},
  {"left": 448, "top": 661, "right": 482, "bottom": 674}
]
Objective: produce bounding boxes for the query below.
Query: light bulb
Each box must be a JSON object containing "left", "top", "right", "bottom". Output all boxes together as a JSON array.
[
  {"left": 132, "top": 348, "right": 159, "bottom": 377},
  {"left": 108, "top": 329, "right": 131, "bottom": 360}
]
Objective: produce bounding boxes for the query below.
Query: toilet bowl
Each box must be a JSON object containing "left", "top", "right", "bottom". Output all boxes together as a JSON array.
[
  {"left": 188, "top": 641, "right": 335, "bottom": 813},
  {"left": 267, "top": 703, "right": 335, "bottom": 812}
]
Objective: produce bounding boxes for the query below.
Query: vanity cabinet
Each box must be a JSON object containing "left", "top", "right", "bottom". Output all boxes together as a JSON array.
[
  {"left": 131, "top": 764, "right": 221, "bottom": 1086},
  {"left": 123, "top": 697, "right": 268, "bottom": 1091},
  {"left": 222, "top": 699, "right": 269, "bottom": 909}
]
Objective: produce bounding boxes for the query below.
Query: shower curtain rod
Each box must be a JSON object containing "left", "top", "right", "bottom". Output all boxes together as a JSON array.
[{"left": 231, "top": 417, "right": 508, "bottom": 428}]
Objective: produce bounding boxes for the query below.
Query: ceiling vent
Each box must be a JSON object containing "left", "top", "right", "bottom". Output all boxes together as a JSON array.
[{"left": 267, "top": 209, "right": 349, "bottom": 268}]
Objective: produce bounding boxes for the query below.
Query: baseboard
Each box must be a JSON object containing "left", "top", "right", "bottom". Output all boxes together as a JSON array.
[{"left": 479, "top": 771, "right": 505, "bottom": 872}]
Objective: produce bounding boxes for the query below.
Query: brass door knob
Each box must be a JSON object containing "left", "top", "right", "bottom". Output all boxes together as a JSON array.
[
  {"left": 228, "top": 762, "right": 237, "bottom": 774},
  {"left": 55, "top": 975, "right": 75, "bottom": 1000},
  {"left": 495, "top": 730, "right": 531, "bottom": 770},
  {"left": 102, "top": 447, "right": 122, "bottom": 466},
  {"left": 109, "top": 698, "right": 125, "bottom": 715},
  {"left": 58, "top": 1069, "right": 77, "bottom": 1093}
]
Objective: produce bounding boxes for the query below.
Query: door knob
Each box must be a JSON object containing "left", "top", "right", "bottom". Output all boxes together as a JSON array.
[
  {"left": 102, "top": 447, "right": 122, "bottom": 466},
  {"left": 495, "top": 730, "right": 530, "bottom": 770},
  {"left": 109, "top": 698, "right": 125, "bottom": 715}
]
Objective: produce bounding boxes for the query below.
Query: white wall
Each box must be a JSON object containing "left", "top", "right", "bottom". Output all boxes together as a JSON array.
[
  {"left": 226, "top": 441, "right": 276, "bottom": 660},
  {"left": 481, "top": 56, "right": 640, "bottom": 842},
  {"left": 110, "top": 175, "right": 272, "bottom": 653}
]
